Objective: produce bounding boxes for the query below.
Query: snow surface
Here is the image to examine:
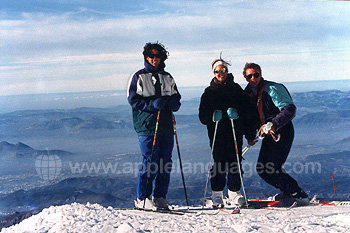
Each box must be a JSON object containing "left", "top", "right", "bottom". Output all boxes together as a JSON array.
[{"left": 2, "top": 202, "right": 350, "bottom": 233}]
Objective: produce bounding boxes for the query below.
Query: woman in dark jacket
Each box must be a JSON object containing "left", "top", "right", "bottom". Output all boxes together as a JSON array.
[{"left": 199, "top": 58, "right": 257, "bottom": 207}]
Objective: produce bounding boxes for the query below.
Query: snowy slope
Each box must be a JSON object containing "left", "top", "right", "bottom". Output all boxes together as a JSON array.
[{"left": 2, "top": 203, "right": 350, "bottom": 233}]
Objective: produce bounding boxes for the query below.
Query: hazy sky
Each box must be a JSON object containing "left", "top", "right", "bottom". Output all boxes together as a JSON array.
[{"left": 1, "top": 0, "right": 350, "bottom": 95}]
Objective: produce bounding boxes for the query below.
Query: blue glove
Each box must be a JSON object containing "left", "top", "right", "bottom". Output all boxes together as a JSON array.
[
  {"left": 153, "top": 98, "right": 167, "bottom": 110},
  {"left": 166, "top": 100, "right": 181, "bottom": 111},
  {"left": 212, "top": 110, "right": 222, "bottom": 122},
  {"left": 227, "top": 108, "right": 239, "bottom": 120}
]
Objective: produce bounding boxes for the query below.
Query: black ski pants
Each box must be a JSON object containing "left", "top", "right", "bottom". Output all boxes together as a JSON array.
[
  {"left": 256, "top": 123, "right": 302, "bottom": 195},
  {"left": 210, "top": 142, "right": 243, "bottom": 192}
]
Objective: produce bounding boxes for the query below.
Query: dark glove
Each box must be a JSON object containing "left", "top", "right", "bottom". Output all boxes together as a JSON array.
[
  {"left": 153, "top": 98, "right": 167, "bottom": 110},
  {"left": 166, "top": 100, "right": 181, "bottom": 111}
]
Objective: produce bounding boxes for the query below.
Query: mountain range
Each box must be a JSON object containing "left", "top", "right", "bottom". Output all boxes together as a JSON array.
[
  {"left": 0, "top": 89, "right": 350, "bottom": 229},
  {"left": 0, "top": 141, "right": 72, "bottom": 158}
]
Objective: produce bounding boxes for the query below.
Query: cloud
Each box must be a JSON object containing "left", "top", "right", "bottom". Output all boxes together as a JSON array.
[{"left": 0, "top": 0, "right": 350, "bottom": 95}]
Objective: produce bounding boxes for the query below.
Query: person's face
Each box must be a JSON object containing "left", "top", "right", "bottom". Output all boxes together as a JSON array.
[
  {"left": 146, "top": 49, "right": 161, "bottom": 70},
  {"left": 245, "top": 68, "right": 261, "bottom": 88},
  {"left": 214, "top": 65, "right": 228, "bottom": 83}
]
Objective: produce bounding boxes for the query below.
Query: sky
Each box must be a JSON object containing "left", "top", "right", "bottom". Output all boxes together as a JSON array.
[{"left": 1, "top": 0, "right": 350, "bottom": 96}]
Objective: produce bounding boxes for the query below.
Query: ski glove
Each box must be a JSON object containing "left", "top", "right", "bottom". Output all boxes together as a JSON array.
[
  {"left": 166, "top": 99, "right": 181, "bottom": 111},
  {"left": 227, "top": 108, "right": 239, "bottom": 120},
  {"left": 153, "top": 98, "right": 167, "bottom": 110},
  {"left": 212, "top": 110, "right": 222, "bottom": 122}
]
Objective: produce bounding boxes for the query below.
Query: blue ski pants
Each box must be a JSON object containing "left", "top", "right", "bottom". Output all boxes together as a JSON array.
[{"left": 137, "top": 135, "right": 174, "bottom": 200}]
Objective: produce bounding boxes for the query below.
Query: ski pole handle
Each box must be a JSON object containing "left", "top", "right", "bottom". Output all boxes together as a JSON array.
[
  {"left": 227, "top": 108, "right": 239, "bottom": 120},
  {"left": 212, "top": 110, "right": 222, "bottom": 122}
]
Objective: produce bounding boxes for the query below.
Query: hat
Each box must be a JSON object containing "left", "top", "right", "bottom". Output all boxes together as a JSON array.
[{"left": 212, "top": 60, "right": 231, "bottom": 71}]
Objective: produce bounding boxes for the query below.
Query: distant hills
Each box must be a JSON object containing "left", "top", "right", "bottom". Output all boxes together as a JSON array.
[
  {"left": 0, "top": 141, "right": 72, "bottom": 158},
  {"left": 0, "top": 89, "right": 350, "bottom": 225},
  {"left": 294, "top": 110, "right": 350, "bottom": 126}
]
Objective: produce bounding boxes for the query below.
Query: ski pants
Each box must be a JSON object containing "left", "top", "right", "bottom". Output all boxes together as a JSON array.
[
  {"left": 137, "top": 135, "right": 174, "bottom": 200},
  {"left": 210, "top": 141, "right": 243, "bottom": 192},
  {"left": 256, "top": 123, "right": 302, "bottom": 195}
]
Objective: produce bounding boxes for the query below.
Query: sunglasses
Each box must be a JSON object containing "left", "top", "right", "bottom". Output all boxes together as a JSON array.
[
  {"left": 148, "top": 54, "right": 162, "bottom": 59},
  {"left": 214, "top": 68, "right": 227, "bottom": 74},
  {"left": 246, "top": 73, "right": 260, "bottom": 80}
]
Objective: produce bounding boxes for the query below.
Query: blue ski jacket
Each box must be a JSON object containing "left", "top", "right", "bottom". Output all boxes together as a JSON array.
[
  {"left": 244, "top": 78, "right": 296, "bottom": 131},
  {"left": 127, "top": 60, "right": 181, "bottom": 136}
]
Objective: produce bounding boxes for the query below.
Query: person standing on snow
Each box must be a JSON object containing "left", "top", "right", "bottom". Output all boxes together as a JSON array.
[
  {"left": 199, "top": 57, "right": 257, "bottom": 208},
  {"left": 243, "top": 62, "right": 309, "bottom": 206},
  {"left": 127, "top": 42, "right": 181, "bottom": 210}
]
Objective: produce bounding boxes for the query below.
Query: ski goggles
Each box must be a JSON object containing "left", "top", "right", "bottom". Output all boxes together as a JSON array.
[
  {"left": 148, "top": 54, "right": 162, "bottom": 59},
  {"left": 214, "top": 68, "right": 227, "bottom": 74},
  {"left": 246, "top": 73, "right": 260, "bottom": 80}
]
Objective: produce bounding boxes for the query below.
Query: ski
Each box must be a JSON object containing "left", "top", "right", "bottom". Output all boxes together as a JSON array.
[
  {"left": 118, "top": 207, "right": 239, "bottom": 216},
  {"left": 310, "top": 196, "right": 350, "bottom": 207},
  {"left": 133, "top": 207, "right": 186, "bottom": 215},
  {"left": 262, "top": 202, "right": 297, "bottom": 210},
  {"left": 191, "top": 207, "right": 240, "bottom": 216},
  {"left": 198, "top": 198, "right": 241, "bottom": 215},
  {"left": 248, "top": 198, "right": 279, "bottom": 207},
  {"left": 246, "top": 198, "right": 298, "bottom": 210}
]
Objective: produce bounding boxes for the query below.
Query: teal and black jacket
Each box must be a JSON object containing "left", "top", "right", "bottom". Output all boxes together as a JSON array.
[
  {"left": 127, "top": 60, "right": 181, "bottom": 136},
  {"left": 244, "top": 78, "right": 296, "bottom": 131}
]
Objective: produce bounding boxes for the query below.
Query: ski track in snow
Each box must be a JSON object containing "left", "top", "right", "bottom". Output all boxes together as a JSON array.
[{"left": 2, "top": 202, "right": 350, "bottom": 233}]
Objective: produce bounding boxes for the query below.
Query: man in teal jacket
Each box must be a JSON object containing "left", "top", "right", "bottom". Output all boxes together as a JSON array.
[{"left": 243, "top": 62, "right": 309, "bottom": 206}]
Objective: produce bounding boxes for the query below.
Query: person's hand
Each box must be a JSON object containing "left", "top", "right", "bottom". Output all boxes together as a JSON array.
[
  {"left": 166, "top": 100, "right": 181, "bottom": 111},
  {"left": 153, "top": 98, "right": 167, "bottom": 110},
  {"left": 259, "top": 122, "right": 280, "bottom": 142},
  {"left": 212, "top": 110, "right": 222, "bottom": 122},
  {"left": 258, "top": 122, "right": 275, "bottom": 137},
  {"left": 247, "top": 138, "right": 258, "bottom": 146}
]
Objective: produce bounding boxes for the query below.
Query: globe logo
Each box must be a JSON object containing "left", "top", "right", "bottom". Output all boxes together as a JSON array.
[{"left": 35, "top": 154, "right": 62, "bottom": 181}]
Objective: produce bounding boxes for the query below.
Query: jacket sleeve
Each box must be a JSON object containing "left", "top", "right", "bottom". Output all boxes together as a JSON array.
[
  {"left": 167, "top": 74, "right": 182, "bottom": 112},
  {"left": 268, "top": 84, "right": 296, "bottom": 130},
  {"left": 127, "top": 72, "right": 154, "bottom": 112},
  {"left": 272, "top": 104, "right": 296, "bottom": 130},
  {"left": 199, "top": 90, "right": 214, "bottom": 125}
]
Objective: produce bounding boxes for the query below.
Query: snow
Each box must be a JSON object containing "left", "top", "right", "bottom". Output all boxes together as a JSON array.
[{"left": 2, "top": 203, "right": 350, "bottom": 233}]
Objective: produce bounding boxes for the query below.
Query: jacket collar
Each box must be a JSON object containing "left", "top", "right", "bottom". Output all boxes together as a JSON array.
[
  {"left": 210, "top": 73, "right": 235, "bottom": 87},
  {"left": 246, "top": 77, "right": 265, "bottom": 94},
  {"left": 144, "top": 60, "right": 166, "bottom": 74}
]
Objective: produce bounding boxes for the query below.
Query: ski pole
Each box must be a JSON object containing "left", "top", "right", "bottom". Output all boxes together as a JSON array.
[
  {"left": 143, "top": 109, "right": 161, "bottom": 209},
  {"left": 228, "top": 108, "right": 248, "bottom": 207},
  {"left": 203, "top": 110, "right": 221, "bottom": 204},
  {"left": 172, "top": 112, "right": 189, "bottom": 207},
  {"left": 242, "top": 145, "right": 251, "bottom": 157}
]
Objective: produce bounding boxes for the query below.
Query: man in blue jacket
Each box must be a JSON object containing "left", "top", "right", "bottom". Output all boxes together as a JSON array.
[
  {"left": 243, "top": 62, "right": 309, "bottom": 206},
  {"left": 127, "top": 42, "right": 181, "bottom": 210}
]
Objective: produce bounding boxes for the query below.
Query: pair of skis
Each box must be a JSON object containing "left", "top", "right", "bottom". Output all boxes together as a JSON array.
[{"left": 131, "top": 206, "right": 240, "bottom": 216}]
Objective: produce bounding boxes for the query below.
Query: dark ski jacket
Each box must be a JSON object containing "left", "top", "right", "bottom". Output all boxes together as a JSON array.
[
  {"left": 199, "top": 74, "right": 257, "bottom": 148},
  {"left": 244, "top": 78, "right": 296, "bottom": 131},
  {"left": 127, "top": 60, "right": 181, "bottom": 136}
]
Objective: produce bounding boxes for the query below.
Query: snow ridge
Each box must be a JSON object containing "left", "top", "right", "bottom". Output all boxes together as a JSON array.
[{"left": 2, "top": 202, "right": 350, "bottom": 232}]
